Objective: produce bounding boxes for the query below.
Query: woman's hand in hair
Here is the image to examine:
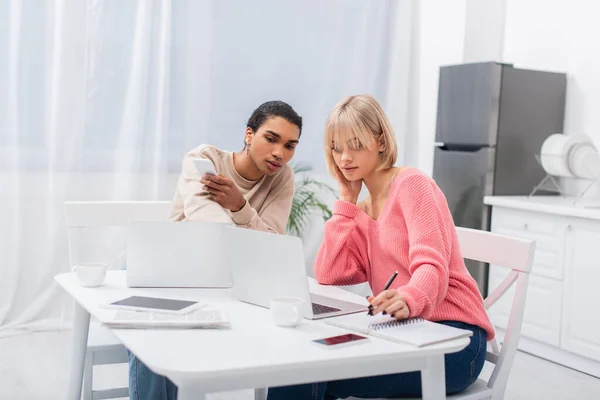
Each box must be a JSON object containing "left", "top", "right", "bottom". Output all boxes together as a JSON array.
[
  {"left": 334, "top": 165, "right": 362, "bottom": 204},
  {"left": 201, "top": 174, "right": 246, "bottom": 212}
]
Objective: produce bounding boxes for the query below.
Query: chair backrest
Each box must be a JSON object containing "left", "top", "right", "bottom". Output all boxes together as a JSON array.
[
  {"left": 64, "top": 201, "right": 172, "bottom": 267},
  {"left": 64, "top": 201, "right": 172, "bottom": 228},
  {"left": 455, "top": 227, "right": 535, "bottom": 399}
]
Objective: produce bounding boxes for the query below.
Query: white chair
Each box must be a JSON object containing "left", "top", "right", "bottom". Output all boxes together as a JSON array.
[
  {"left": 346, "top": 227, "right": 536, "bottom": 400},
  {"left": 64, "top": 201, "right": 172, "bottom": 400}
]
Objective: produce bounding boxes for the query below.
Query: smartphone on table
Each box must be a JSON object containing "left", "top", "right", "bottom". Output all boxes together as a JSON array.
[{"left": 312, "top": 333, "right": 369, "bottom": 349}]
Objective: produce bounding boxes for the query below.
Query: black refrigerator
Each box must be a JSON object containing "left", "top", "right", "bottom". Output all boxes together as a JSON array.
[{"left": 432, "top": 62, "right": 567, "bottom": 296}]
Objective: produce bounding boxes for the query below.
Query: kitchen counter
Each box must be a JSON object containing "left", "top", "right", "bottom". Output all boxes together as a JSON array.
[
  {"left": 484, "top": 194, "right": 600, "bottom": 377},
  {"left": 483, "top": 195, "right": 600, "bottom": 221}
]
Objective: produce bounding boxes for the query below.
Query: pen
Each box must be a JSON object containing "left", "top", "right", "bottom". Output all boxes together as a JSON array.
[
  {"left": 367, "top": 271, "right": 398, "bottom": 315},
  {"left": 383, "top": 270, "right": 398, "bottom": 291}
]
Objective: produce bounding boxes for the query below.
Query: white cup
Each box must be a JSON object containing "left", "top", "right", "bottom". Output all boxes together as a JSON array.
[
  {"left": 270, "top": 296, "right": 304, "bottom": 327},
  {"left": 72, "top": 262, "right": 107, "bottom": 287}
]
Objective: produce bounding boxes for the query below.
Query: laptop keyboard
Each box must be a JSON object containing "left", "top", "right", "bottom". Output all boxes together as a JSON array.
[{"left": 312, "top": 302, "right": 341, "bottom": 315}]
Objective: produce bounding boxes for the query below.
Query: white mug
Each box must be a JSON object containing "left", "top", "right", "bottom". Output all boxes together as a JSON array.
[
  {"left": 72, "top": 262, "right": 107, "bottom": 287},
  {"left": 270, "top": 296, "right": 304, "bottom": 327}
]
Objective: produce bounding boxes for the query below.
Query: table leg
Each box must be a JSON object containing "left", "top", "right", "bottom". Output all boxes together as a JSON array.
[
  {"left": 178, "top": 384, "right": 207, "bottom": 400},
  {"left": 255, "top": 387, "right": 268, "bottom": 400},
  {"left": 68, "top": 301, "right": 91, "bottom": 400},
  {"left": 421, "top": 354, "right": 446, "bottom": 400}
]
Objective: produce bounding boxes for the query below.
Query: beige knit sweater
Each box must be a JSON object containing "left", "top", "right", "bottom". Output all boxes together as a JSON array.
[{"left": 169, "top": 144, "right": 294, "bottom": 234}]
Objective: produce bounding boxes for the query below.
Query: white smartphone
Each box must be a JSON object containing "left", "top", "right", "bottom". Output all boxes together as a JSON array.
[
  {"left": 192, "top": 158, "right": 217, "bottom": 176},
  {"left": 312, "top": 333, "right": 369, "bottom": 349},
  {"left": 104, "top": 295, "right": 206, "bottom": 315}
]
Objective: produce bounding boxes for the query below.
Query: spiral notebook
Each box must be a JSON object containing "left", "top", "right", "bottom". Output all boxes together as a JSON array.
[{"left": 324, "top": 314, "right": 472, "bottom": 347}]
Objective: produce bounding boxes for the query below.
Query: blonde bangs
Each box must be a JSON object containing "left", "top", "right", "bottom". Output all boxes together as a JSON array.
[
  {"left": 327, "top": 112, "right": 375, "bottom": 149},
  {"left": 324, "top": 94, "right": 398, "bottom": 177},
  {"left": 324, "top": 103, "right": 375, "bottom": 176}
]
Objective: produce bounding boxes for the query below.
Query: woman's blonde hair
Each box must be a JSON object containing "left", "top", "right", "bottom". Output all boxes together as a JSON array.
[{"left": 323, "top": 94, "right": 397, "bottom": 177}]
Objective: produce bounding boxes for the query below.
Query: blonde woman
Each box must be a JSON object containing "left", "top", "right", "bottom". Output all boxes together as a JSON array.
[{"left": 267, "top": 95, "right": 493, "bottom": 399}]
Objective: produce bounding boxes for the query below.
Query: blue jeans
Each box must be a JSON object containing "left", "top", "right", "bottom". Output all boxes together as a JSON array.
[
  {"left": 267, "top": 321, "right": 487, "bottom": 400},
  {"left": 128, "top": 351, "right": 178, "bottom": 400}
]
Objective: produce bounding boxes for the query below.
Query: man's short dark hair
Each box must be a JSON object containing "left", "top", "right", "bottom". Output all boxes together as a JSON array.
[{"left": 246, "top": 101, "right": 303, "bottom": 137}]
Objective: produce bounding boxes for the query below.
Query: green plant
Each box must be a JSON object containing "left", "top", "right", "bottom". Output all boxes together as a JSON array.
[{"left": 287, "top": 163, "right": 337, "bottom": 237}]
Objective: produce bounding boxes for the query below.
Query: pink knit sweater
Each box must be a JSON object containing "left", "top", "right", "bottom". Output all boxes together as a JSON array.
[{"left": 314, "top": 168, "right": 495, "bottom": 340}]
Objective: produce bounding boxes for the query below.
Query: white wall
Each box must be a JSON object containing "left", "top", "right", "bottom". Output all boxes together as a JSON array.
[
  {"left": 409, "top": 0, "right": 467, "bottom": 176},
  {"left": 419, "top": 0, "right": 600, "bottom": 196},
  {"left": 502, "top": 0, "right": 600, "bottom": 196},
  {"left": 463, "top": 0, "right": 505, "bottom": 62}
]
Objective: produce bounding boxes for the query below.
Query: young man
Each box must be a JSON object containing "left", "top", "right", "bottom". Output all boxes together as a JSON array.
[{"left": 128, "top": 100, "right": 302, "bottom": 400}]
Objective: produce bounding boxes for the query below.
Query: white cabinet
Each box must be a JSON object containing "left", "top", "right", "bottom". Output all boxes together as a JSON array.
[
  {"left": 488, "top": 267, "right": 563, "bottom": 346},
  {"left": 562, "top": 222, "right": 600, "bottom": 361},
  {"left": 485, "top": 196, "right": 600, "bottom": 377},
  {"left": 490, "top": 207, "right": 567, "bottom": 280}
]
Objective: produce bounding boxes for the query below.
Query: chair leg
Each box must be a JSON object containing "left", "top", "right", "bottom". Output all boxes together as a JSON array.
[{"left": 83, "top": 350, "right": 93, "bottom": 400}]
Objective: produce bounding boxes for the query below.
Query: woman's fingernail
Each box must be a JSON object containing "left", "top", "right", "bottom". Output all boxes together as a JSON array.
[
  {"left": 391, "top": 314, "right": 395, "bottom": 318},
  {"left": 368, "top": 305, "right": 373, "bottom": 310},
  {"left": 382, "top": 311, "right": 387, "bottom": 315},
  {"left": 367, "top": 310, "right": 373, "bottom": 316}
]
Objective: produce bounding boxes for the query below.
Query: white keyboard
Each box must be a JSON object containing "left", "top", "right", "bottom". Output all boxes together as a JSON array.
[
  {"left": 105, "top": 308, "right": 229, "bottom": 329},
  {"left": 114, "top": 309, "right": 224, "bottom": 322}
]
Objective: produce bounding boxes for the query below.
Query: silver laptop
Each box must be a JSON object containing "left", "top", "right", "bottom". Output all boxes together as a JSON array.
[
  {"left": 226, "top": 226, "right": 366, "bottom": 319},
  {"left": 126, "top": 221, "right": 233, "bottom": 288}
]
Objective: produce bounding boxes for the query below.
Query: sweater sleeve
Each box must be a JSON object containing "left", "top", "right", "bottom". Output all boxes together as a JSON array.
[
  {"left": 227, "top": 176, "right": 294, "bottom": 234},
  {"left": 396, "top": 174, "right": 451, "bottom": 319},
  {"left": 313, "top": 200, "right": 368, "bottom": 286}
]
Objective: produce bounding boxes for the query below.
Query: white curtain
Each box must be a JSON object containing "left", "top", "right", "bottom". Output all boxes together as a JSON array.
[{"left": 0, "top": 0, "right": 414, "bottom": 338}]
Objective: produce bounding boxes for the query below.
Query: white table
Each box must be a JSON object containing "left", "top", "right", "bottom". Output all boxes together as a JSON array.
[{"left": 55, "top": 271, "right": 470, "bottom": 400}]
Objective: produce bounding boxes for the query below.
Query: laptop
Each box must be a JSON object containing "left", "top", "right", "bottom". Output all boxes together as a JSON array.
[
  {"left": 226, "top": 226, "right": 367, "bottom": 319},
  {"left": 126, "top": 221, "right": 233, "bottom": 288}
]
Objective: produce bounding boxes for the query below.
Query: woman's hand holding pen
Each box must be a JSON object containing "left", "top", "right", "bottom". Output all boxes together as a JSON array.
[
  {"left": 366, "top": 270, "right": 410, "bottom": 320},
  {"left": 367, "top": 290, "right": 410, "bottom": 320}
]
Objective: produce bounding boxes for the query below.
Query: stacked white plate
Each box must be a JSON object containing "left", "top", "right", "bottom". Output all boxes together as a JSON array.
[
  {"left": 569, "top": 141, "right": 600, "bottom": 179},
  {"left": 540, "top": 133, "right": 600, "bottom": 179}
]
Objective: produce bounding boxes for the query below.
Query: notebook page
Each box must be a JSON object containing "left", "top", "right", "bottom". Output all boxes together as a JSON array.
[
  {"left": 325, "top": 313, "right": 472, "bottom": 347},
  {"left": 371, "top": 319, "right": 473, "bottom": 347},
  {"left": 324, "top": 312, "right": 398, "bottom": 334}
]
